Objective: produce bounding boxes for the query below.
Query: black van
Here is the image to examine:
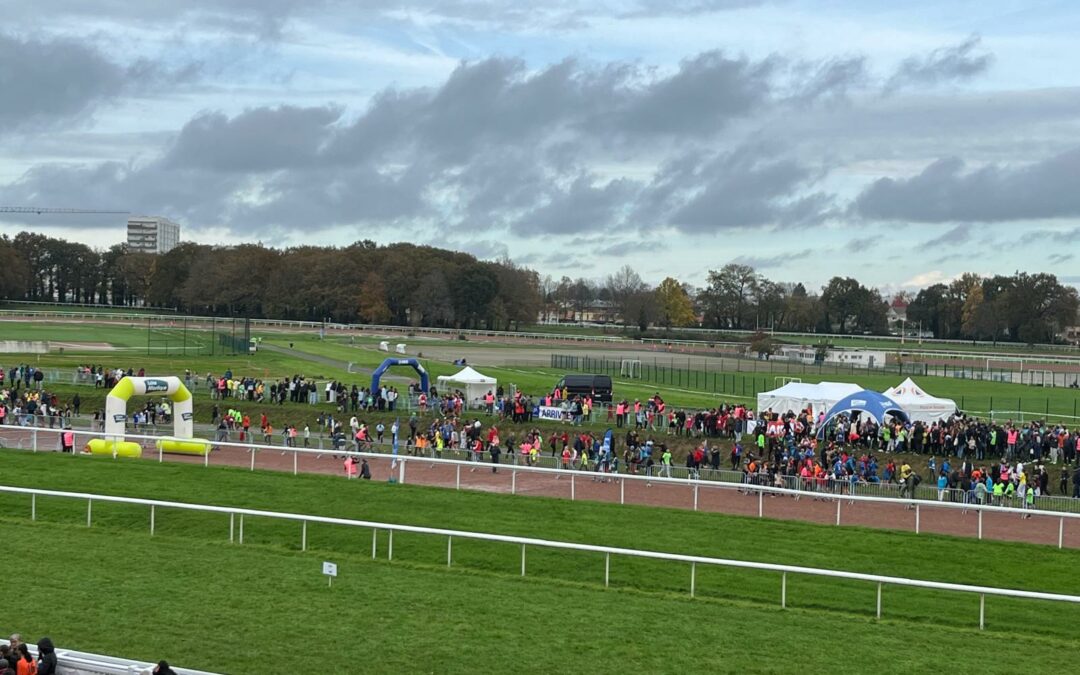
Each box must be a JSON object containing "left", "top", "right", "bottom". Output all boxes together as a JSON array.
[{"left": 554, "top": 374, "right": 613, "bottom": 403}]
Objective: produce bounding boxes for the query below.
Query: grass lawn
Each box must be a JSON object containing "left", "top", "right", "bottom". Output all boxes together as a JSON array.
[
  {"left": 9, "top": 522, "right": 1068, "bottom": 675},
  {"left": 1, "top": 449, "right": 1079, "bottom": 670}
]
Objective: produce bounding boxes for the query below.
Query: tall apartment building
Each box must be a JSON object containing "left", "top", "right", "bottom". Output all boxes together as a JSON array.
[{"left": 127, "top": 216, "right": 180, "bottom": 253}]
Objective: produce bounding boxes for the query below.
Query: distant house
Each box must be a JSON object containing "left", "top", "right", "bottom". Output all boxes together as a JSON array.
[
  {"left": 537, "top": 300, "right": 619, "bottom": 325},
  {"left": 886, "top": 298, "right": 909, "bottom": 331},
  {"left": 1063, "top": 326, "right": 1080, "bottom": 345}
]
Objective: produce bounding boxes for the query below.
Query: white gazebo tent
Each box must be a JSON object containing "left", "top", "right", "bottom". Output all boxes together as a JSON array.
[
  {"left": 882, "top": 377, "right": 957, "bottom": 423},
  {"left": 436, "top": 366, "right": 497, "bottom": 407},
  {"left": 756, "top": 381, "right": 863, "bottom": 416}
]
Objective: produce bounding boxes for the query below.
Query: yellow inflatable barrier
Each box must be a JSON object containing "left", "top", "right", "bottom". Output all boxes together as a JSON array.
[
  {"left": 86, "top": 439, "right": 143, "bottom": 458},
  {"left": 156, "top": 437, "right": 212, "bottom": 456}
]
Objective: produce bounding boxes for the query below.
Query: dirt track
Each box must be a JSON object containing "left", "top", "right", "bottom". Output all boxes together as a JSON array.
[{"left": 2, "top": 426, "right": 1075, "bottom": 550}]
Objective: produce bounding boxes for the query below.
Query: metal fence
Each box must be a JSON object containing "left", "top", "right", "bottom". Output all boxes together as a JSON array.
[
  {"left": 4, "top": 426, "right": 1080, "bottom": 549},
  {"left": 3, "top": 482, "right": 1077, "bottom": 630},
  {"left": 0, "top": 638, "right": 217, "bottom": 675}
]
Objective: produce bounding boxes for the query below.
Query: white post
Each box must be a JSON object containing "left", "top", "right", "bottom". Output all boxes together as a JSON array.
[
  {"left": 620, "top": 479, "right": 625, "bottom": 505},
  {"left": 31, "top": 494, "right": 36, "bottom": 521},
  {"left": 204, "top": 450, "right": 209, "bottom": 467},
  {"left": 32, "top": 428, "right": 37, "bottom": 452},
  {"left": 781, "top": 572, "right": 787, "bottom": 609},
  {"left": 512, "top": 468, "right": 517, "bottom": 495},
  {"left": 836, "top": 498, "right": 841, "bottom": 526},
  {"left": 250, "top": 448, "right": 256, "bottom": 471},
  {"left": 150, "top": 505, "right": 156, "bottom": 536},
  {"left": 876, "top": 583, "right": 882, "bottom": 619},
  {"left": 447, "top": 536, "right": 453, "bottom": 567},
  {"left": 229, "top": 513, "right": 235, "bottom": 542},
  {"left": 372, "top": 529, "right": 377, "bottom": 559},
  {"left": 978, "top": 510, "right": 983, "bottom": 540},
  {"left": 399, "top": 457, "right": 406, "bottom": 484},
  {"left": 239, "top": 514, "right": 244, "bottom": 544},
  {"left": 388, "top": 530, "right": 393, "bottom": 561},
  {"left": 86, "top": 498, "right": 92, "bottom": 527},
  {"left": 158, "top": 445, "right": 163, "bottom": 463},
  {"left": 690, "top": 562, "right": 696, "bottom": 597},
  {"left": 979, "top": 594, "right": 985, "bottom": 629},
  {"left": 293, "top": 451, "right": 298, "bottom": 476},
  {"left": 1059, "top": 517, "right": 1065, "bottom": 549},
  {"left": 521, "top": 544, "right": 526, "bottom": 576},
  {"left": 693, "top": 484, "right": 699, "bottom": 511},
  {"left": 456, "top": 465, "right": 461, "bottom": 490},
  {"left": 915, "top": 504, "right": 920, "bottom": 534},
  {"left": 758, "top": 488, "right": 763, "bottom": 518},
  {"left": 571, "top": 474, "right": 576, "bottom": 501},
  {"left": 301, "top": 521, "right": 307, "bottom": 551}
]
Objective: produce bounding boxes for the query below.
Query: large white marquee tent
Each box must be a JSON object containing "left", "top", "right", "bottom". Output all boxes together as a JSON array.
[
  {"left": 882, "top": 377, "right": 958, "bottom": 423},
  {"left": 436, "top": 366, "right": 497, "bottom": 407},
  {"left": 756, "top": 381, "right": 862, "bottom": 416}
]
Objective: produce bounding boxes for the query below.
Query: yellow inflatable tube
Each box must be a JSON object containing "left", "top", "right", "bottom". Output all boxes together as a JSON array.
[
  {"left": 156, "top": 437, "right": 212, "bottom": 456},
  {"left": 86, "top": 439, "right": 143, "bottom": 458}
]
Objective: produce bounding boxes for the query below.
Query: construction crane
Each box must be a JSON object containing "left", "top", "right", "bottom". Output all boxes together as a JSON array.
[{"left": 0, "top": 207, "right": 129, "bottom": 215}]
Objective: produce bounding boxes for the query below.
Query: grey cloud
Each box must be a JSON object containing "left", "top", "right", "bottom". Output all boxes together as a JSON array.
[
  {"left": 1029, "top": 227, "right": 1080, "bottom": 243},
  {"left": 165, "top": 106, "right": 343, "bottom": 172},
  {"left": 513, "top": 176, "right": 638, "bottom": 237},
  {"left": 852, "top": 147, "right": 1080, "bottom": 222},
  {"left": 0, "top": 33, "right": 188, "bottom": 133},
  {"left": 647, "top": 146, "right": 834, "bottom": 233},
  {"left": 886, "top": 35, "right": 993, "bottom": 92},
  {"left": 1048, "top": 253, "right": 1073, "bottom": 265},
  {"left": 789, "top": 56, "right": 868, "bottom": 102},
  {"left": 921, "top": 224, "right": 971, "bottom": 249},
  {"left": 730, "top": 248, "right": 813, "bottom": 269}
]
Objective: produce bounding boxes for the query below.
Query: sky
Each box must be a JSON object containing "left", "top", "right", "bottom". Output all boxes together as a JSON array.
[{"left": 1, "top": 0, "right": 1079, "bottom": 294}]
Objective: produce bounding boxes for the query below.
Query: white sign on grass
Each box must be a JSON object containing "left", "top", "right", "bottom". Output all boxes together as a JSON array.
[{"left": 323, "top": 561, "right": 338, "bottom": 586}]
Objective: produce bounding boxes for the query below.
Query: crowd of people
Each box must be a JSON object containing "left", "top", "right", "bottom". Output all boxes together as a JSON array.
[{"left": 1, "top": 633, "right": 176, "bottom": 674}]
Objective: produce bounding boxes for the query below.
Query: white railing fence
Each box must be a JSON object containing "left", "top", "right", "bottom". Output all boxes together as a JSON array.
[
  {"left": 2, "top": 484, "right": 1077, "bottom": 631},
  {"left": 0, "top": 638, "right": 218, "bottom": 675},
  {"left": 2, "top": 426, "right": 1080, "bottom": 550}
]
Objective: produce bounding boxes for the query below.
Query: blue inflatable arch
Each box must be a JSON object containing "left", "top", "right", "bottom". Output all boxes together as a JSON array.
[{"left": 371, "top": 358, "right": 429, "bottom": 393}]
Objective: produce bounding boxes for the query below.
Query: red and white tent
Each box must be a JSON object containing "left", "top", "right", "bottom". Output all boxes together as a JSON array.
[{"left": 882, "top": 378, "right": 957, "bottom": 423}]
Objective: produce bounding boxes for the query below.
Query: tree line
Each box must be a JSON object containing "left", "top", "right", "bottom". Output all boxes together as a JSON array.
[{"left": 0, "top": 233, "right": 1076, "bottom": 342}]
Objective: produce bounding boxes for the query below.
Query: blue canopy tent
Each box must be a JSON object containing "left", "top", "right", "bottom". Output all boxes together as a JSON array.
[{"left": 816, "top": 390, "right": 909, "bottom": 438}]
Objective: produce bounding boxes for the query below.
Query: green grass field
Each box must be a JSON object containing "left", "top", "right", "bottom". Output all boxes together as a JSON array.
[{"left": 1, "top": 450, "right": 1079, "bottom": 673}]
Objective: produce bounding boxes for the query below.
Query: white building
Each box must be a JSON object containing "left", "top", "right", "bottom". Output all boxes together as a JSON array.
[{"left": 127, "top": 216, "right": 180, "bottom": 253}]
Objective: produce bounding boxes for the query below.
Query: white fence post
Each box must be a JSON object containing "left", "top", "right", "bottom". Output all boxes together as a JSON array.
[
  {"left": 979, "top": 594, "right": 985, "bottom": 629},
  {"left": 781, "top": 572, "right": 787, "bottom": 609},
  {"left": 605, "top": 553, "right": 610, "bottom": 588},
  {"left": 150, "top": 505, "right": 155, "bottom": 536},
  {"left": 31, "top": 494, "right": 36, "bottom": 521},
  {"left": 690, "top": 562, "right": 696, "bottom": 597},
  {"left": 372, "top": 529, "right": 377, "bottom": 559},
  {"left": 293, "top": 451, "right": 298, "bottom": 476},
  {"left": 521, "top": 544, "right": 526, "bottom": 576},
  {"left": 915, "top": 504, "right": 921, "bottom": 534},
  {"left": 399, "top": 457, "right": 406, "bottom": 484},
  {"left": 571, "top": 474, "right": 575, "bottom": 501},
  {"left": 301, "top": 520, "right": 307, "bottom": 551},
  {"left": 229, "top": 513, "right": 235, "bottom": 542},
  {"left": 455, "top": 465, "right": 461, "bottom": 490},
  {"left": 693, "top": 484, "right": 699, "bottom": 511},
  {"left": 86, "top": 498, "right": 92, "bottom": 527},
  {"left": 620, "top": 479, "right": 625, "bottom": 505},
  {"left": 836, "top": 498, "right": 841, "bottom": 526},
  {"left": 32, "top": 428, "right": 37, "bottom": 452},
  {"left": 158, "top": 445, "right": 163, "bottom": 463},
  {"left": 758, "top": 488, "right": 763, "bottom": 518},
  {"left": 447, "top": 536, "right": 452, "bottom": 567},
  {"left": 239, "top": 514, "right": 244, "bottom": 544},
  {"left": 388, "top": 530, "right": 393, "bottom": 561},
  {"left": 512, "top": 468, "right": 517, "bottom": 495},
  {"left": 978, "top": 510, "right": 983, "bottom": 539},
  {"left": 249, "top": 448, "right": 256, "bottom": 471}
]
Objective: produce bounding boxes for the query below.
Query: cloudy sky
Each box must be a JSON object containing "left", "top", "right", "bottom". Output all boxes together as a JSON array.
[{"left": 2, "top": 0, "right": 1079, "bottom": 293}]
